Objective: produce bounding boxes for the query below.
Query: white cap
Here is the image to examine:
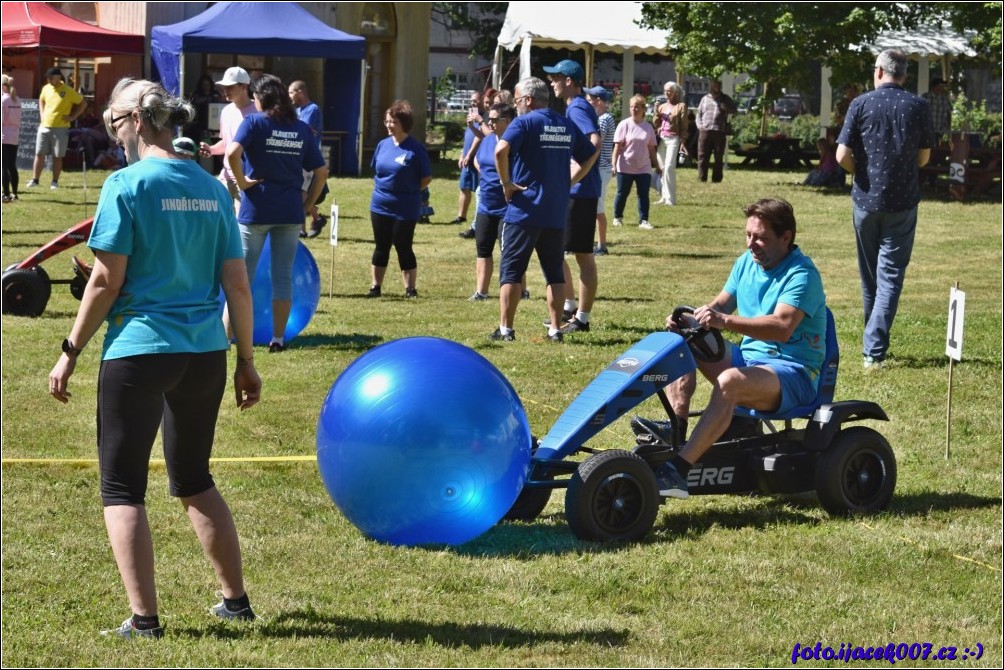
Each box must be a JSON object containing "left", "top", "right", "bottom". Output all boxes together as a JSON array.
[{"left": 216, "top": 67, "right": 250, "bottom": 86}]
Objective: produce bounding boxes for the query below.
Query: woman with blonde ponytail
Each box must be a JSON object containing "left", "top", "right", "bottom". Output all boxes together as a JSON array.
[{"left": 48, "top": 77, "right": 261, "bottom": 637}]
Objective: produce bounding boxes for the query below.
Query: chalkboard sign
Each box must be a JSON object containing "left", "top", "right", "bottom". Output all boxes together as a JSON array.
[{"left": 16, "top": 99, "right": 40, "bottom": 172}]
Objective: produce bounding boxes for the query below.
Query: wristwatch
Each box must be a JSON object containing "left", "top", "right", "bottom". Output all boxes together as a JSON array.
[{"left": 61, "top": 338, "right": 82, "bottom": 357}]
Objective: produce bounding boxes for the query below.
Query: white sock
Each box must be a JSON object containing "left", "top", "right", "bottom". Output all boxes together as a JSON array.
[
  {"left": 564, "top": 299, "right": 578, "bottom": 312},
  {"left": 499, "top": 326, "right": 513, "bottom": 336},
  {"left": 548, "top": 327, "right": 561, "bottom": 337},
  {"left": 270, "top": 336, "right": 284, "bottom": 346},
  {"left": 576, "top": 311, "right": 590, "bottom": 324}
]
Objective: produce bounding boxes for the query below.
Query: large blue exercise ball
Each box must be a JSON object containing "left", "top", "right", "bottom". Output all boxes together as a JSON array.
[
  {"left": 249, "top": 238, "right": 321, "bottom": 345},
  {"left": 316, "top": 337, "right": 532, "bottom": 546}
]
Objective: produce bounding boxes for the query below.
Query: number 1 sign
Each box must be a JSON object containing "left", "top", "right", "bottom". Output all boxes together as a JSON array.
[{"left": 946, "top": 287, "right": 965, "bottom": 362}]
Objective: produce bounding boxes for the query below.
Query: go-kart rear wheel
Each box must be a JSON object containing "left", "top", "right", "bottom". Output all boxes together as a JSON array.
[
  {"left": 815, "top": 427, "right": 896, "bottom": 516},
  {"left": 2, "top": 266, "right": 52, "bottom": 317},
  {"left": 565, "top": 450, "right": 660, "bottom": 542},
  {"left": 503, "top": 464, "right": 554, "bottom": 522}
]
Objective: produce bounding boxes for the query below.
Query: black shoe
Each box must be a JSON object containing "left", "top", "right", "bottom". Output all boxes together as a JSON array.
[
  {"left": 268, "top": 342, "right": 286, "bottom": 353},
  {"left": 458, "top": 228, "right": 476, "bottom": 239},
  {"left": 405, "top": 287, "right": 418, "bottom": 298},
  {"left": 419, "top": 215, "right": 431, "bottom": 224},
  {"left": 560, "top": 317, "right": 590, "bottom": 334},
  {"left": 367, "top": 285, "right": 381, "bottom": 298},
  {"left": 469, "top": 291, "right": 490, "bottom": 302},
  {"left": 547, "top": 331, "right": 564, "bottom": 343},
  {"left": 449, "top": 216, "right": 466, "bottom": 224},
  {"left": 542, "top": 309, "right": 575, "bottom": 327},
  {"left": 593, "top": 245, "right": 609, "bottom": 256},
  {"left": 630, "top": 417, "right": 674, "bottom": 445},
  {"left": 654, "top": 462, "right": 689, "bottom": 499},
  {"left": 298, "top": 230, "right": 308, "bottom": 238},
  {"left": 521, "top": 289, "right": 531, "bottom": 300},
  {"left": 490, "top": 327, "right": 515, "bottom": 342},
  {"left": 307, "top": 215, "right": 327, "bottom": 238}
]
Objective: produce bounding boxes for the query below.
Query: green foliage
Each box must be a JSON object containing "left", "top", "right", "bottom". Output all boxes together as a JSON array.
[
  {"left": 432, "top": 66, "right": 456, "bottom": 105},
  {"left": 638, "top": 2, "right": 1000, "bottom": 97},
  {"left": 431, "top": 2, "right": 508, "bottom": 60},
  {"left": 951, "top": 92, "right": 1004, "bottom": 136},
  {"left": 939, "top": 1, "right": 1003, "bottom": 74},
  {"left": 729, "top": 113, "right": 822, "bottom": 148},
  {"left": 2, "top": 163, "right": 1001, "bottom": 666}
]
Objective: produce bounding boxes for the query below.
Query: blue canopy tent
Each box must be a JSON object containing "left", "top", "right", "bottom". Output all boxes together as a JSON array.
[{"left": 151, "top": 2, "right": 365, "bottom": 174}]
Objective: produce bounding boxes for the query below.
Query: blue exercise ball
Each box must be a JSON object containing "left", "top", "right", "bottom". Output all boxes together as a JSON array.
[
  {"left": 316, "top": 337, "right": 532, "bottom": 546},
  {"left": 249, "top": 238, "right": 320, "bottom": 345}
]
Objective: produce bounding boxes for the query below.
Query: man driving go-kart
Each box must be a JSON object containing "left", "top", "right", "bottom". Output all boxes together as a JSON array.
[{"left": 633, "top": 197, "right": 827, "bottom": 499}]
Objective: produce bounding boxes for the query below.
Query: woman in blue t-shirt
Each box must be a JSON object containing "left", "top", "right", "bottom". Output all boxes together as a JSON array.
[
  {"left": 468, "top": 102, "right": 516, "bottom": 301},
  {"left": 227, "top": 74, "right": 327, "bottom": 351},
  {"left": 48, "top": 77, "right": 261, "bottom": 637},
  {"left": 368, "top": 100, "right": 432, "bottom": 298}
]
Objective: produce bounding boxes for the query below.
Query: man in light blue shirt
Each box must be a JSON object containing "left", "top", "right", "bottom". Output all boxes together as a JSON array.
[{"left": 642, "top": 198, "right": 827, "bottom": 499}]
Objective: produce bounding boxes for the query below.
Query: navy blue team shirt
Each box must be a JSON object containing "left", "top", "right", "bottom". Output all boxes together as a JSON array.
[
  {"left": 837, "top": 83, "right": 932, "bottom": 213},
  {"left": 501, "top": 107, "right": 595, "bottom": 230}
]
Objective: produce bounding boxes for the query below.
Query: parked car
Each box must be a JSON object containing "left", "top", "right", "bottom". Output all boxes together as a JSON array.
[
  {"left": 773, "top": 95, "right": 806, "bottom": 120},
  {"left": 737, "top": 96, "right": 759, "bottom": 114}
]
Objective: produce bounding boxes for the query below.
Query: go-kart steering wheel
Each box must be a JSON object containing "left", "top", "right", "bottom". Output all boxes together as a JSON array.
[{"left": 670, "top": 305, "right": 726, "bottom": 363}]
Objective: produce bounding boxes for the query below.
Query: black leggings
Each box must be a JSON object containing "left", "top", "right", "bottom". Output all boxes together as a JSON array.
[
  {"left": 97, "top": 351, "right": 227, "bottom": 506},
  {"left": 370, "top": 211, "right": 417, "bottom": 271},
  {"left": 2, "top": 143, "right": 19, "bottom": 197}
]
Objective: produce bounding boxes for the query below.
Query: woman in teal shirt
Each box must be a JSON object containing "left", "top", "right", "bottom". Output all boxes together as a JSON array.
[{"left": 48, "top": 78, "right": 262, "bottom": 638}]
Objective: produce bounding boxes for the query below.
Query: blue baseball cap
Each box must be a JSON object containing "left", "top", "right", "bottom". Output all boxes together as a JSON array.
[
  {"left": 543, "top": 59, "right": 585, "bottom": 83},
  {"left": 584, "top": 86, "right": 611, "bottom": 102}
]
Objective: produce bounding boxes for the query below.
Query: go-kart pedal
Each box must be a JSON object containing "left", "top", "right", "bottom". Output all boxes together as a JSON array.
[{"left": 630, "top": 416, "right": 674, "bottom": 446}]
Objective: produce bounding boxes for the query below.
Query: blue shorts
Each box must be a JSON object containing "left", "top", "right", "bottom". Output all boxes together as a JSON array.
[
  {"left": 459, "top": 166, "right": 479, "bottom": 191},
  {"left": 498, "top": 222, "right": 564, "bottom": 286},
  {"left": 732, "top": 346, "right": 817, "bottom": 414}
]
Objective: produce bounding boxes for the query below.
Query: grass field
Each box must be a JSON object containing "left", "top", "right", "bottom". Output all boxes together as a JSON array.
[{"left": 2, "top": 154, "right": 1001, "bottom": 667}]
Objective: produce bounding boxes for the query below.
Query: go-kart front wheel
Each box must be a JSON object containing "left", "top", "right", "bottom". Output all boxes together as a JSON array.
[
  {"left": 565, "top": 450, "right": 660, "bottom": 542},
  {"left": 503, "top": 464, "right": 554, "bottom": 522},
  {"left": 2, "top": 266, "right": 52, "bottom": 317},
  {"left": 814, "top": 427, "right": 896, "bottom": 515}
]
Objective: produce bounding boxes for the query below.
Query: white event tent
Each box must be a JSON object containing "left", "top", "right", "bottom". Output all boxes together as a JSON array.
[
  {"left": 494, "top": 3, "right": 976, "bottom": 129},
  {"left": 493, "top": 1, "right": 673, "bottom": 113}
]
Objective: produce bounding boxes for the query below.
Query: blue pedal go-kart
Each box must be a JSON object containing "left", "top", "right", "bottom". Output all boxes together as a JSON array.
[{"left": 505, "top": 307, "right": 897, "bottom": 542}]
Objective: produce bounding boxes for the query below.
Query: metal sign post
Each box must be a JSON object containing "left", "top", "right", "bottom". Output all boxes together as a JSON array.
[{"left": 328, "top": 204, "right": 339, "bottom": 299}]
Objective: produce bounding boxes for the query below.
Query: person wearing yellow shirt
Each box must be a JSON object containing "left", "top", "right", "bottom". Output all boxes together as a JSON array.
[{"left": 28, "top": 67, "right": 86, "bottom": 190}]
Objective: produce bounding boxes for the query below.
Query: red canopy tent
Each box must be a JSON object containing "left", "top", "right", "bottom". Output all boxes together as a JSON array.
[{"left": 1, "top": 2, "right": 145, "bottom": 58}]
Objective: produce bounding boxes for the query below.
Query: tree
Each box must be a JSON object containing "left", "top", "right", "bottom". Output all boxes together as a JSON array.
[
  {"left": 938, "top": 2, "right": 1003, "bottom": 75},
  {"left": 637, "top": 3, "right": 961, "bottom": 133},
  {"left": 431, "top": 2, "right": 508, "bottom": 61}
]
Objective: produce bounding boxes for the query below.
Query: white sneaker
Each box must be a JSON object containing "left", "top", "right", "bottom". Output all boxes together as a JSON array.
[
  {"left": 612, "top": 218, "right": 623, "bottom": 227},
  {"left": 639, "top": 220, "right": 654, "bottom": 230}
]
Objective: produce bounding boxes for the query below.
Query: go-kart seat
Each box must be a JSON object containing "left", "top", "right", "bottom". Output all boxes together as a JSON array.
[{"left": 735, "top": 307, "right": 838, "bottom": 421}]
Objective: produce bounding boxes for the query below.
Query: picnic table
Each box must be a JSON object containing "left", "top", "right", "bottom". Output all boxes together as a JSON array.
[
  {"left": 734, "top": 136, "right": 816, "bottom": 169},
  {"left": 919, "top": 132, "right": 1001, "bottom": 201}
]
